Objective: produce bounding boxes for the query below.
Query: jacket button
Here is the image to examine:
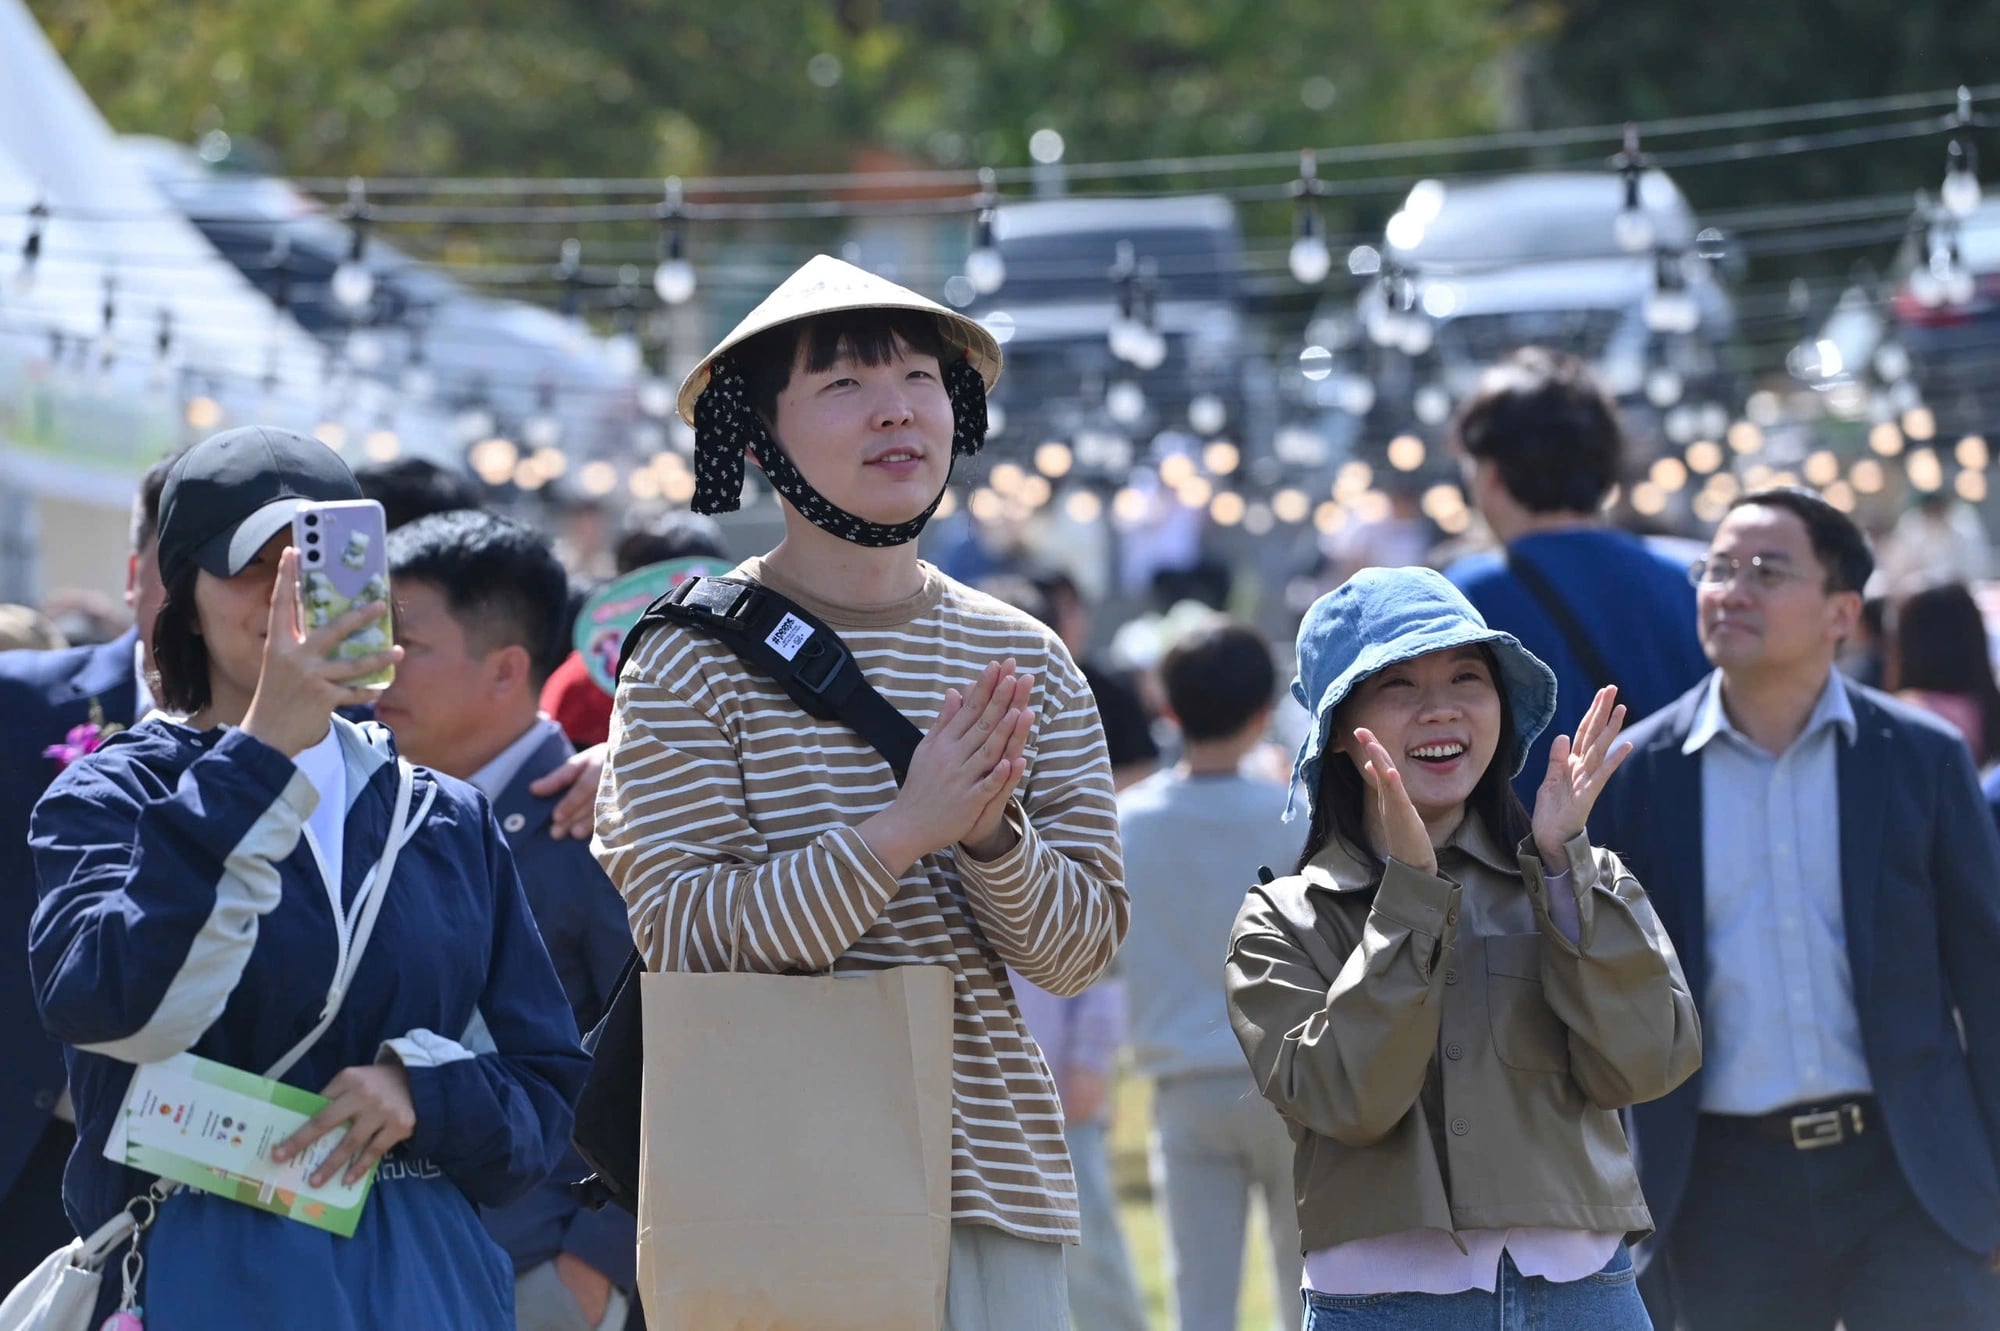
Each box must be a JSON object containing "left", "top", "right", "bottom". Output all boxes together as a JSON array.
[
  {"left": 33, "top": 1089, "right": 56, "bottom": 1111},
  {"left": 1445, "top": 1043, "right": 1463, "bottom": 1060},
  {"left": 502, "top": 813, "right": 527, "bottom": 833},
  {"left": 1443, "top": 968, "right": 1459, "bottom": 985},
  {"left": 1451, "top": 1117, "right": 1470, "bottom": 1136},
  {"left": 1445, "top": 910, "right": 1459, "bottom": 926}
]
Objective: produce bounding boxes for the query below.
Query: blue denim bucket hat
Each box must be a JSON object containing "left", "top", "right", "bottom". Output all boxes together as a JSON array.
[{"left": 1286, "top": 566, "right": 1558, "bottom": 822}]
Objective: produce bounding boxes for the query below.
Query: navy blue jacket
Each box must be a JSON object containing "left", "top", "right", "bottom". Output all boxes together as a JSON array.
[
  {"left": 29, "top": 716, "right": 590, "bottom": 1327},
  {"left": 479, "top": 725, "right": 635, "bottom": 1291},
  {"left": 1593, "top": 678, "right": 2000, "bottom": 1256},
  {"left": 1448, "top": 529, "right": 1708, "bottom": 801},
  {"left": 0, "top": 630, "right": 139, "bottom": 1200}
]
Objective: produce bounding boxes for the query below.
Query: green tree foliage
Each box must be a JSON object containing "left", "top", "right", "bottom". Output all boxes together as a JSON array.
[
  {"left": 30, "top": 0, "right": 1540, "bottom": 181},
  {"left": 1526, "top": 3, "right": 2000, "bottom": 253}
]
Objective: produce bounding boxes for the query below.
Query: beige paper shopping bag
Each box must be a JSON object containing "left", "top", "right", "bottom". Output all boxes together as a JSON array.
[{"left": 635, "top": 962, "right": 955, "bottom": 1331}]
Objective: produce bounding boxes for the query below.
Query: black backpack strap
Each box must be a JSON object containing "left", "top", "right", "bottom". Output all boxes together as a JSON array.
[
  {"left": 1503, "top": 548, "right": 1625, "bottom": 699},
  {"left": 616, "top": 575, "right": 922, "bottom": 780}
]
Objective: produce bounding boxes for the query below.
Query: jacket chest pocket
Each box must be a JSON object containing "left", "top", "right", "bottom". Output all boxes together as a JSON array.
[{"left": 1483, "top": 934, "right": 1569, "bottom": 1074}]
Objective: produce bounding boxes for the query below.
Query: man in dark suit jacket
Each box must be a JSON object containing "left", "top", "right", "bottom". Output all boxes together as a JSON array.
[
  {"left": 1595, "top": 487, "right": 2000, "bottom": 1331},
  {"left": 0, "top": 455, "right": 174, "bottom": 1287},
  {"left": 378, "top": 509, "right": 636, "bottom": 1330}
]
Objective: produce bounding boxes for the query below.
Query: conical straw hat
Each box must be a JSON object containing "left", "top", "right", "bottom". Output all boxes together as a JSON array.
[{"left": 675, "top": 254, "right": 1004, "bottom": 424}]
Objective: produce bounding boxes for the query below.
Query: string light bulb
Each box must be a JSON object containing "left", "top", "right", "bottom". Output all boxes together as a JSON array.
[
  {"left": 1188, "top": 393, "right": 1227, "bottom": 435},
  {"left": 1944, "top": 89, "right": 1983, "bottom": 218},
  {"left": 653, "top": 177, "right": 697, "bottom": 305},
  {"left": 331, "top": 178, "right": 375, "bottom": 313},
  {"left": 95, "top": 275, "right": 117, "bottom": 371},
  {"left": 1613, "top": 125, "right": 1656, "bottom": 254},
  {"left": 965, "top": 168, "right": 1006, "bottom": 295},
  {"left": 1288, "top": 150, "right": 1333, "bottom": 285},
  {"left": 147, "top": 308, "right": 175, "bottom": 391},
  {"left": 14, "top": 199, "right": 46, "bottom": 295}
]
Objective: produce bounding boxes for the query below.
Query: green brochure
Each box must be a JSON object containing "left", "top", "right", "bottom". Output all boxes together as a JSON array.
[{"left": 106, "top": 1052, "right": 375, "bottom": 1237}]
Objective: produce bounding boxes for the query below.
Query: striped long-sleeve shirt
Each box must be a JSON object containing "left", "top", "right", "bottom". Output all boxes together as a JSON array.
[{"left": 593, "top": 557, "right": 1130, "bottom": 1243}]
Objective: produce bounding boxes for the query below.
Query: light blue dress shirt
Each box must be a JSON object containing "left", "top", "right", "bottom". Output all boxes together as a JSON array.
[
  {"left": 467, "top": 715, "right": 564, "bottom": 801},
  {"left": 1685, "top": 668, "right": 1874, "bottom": 1114}
]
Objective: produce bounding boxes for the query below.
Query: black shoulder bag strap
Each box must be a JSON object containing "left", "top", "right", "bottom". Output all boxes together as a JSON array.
[
  {"left": 614, "top": 574, "right": 922, "bottom": 778},
  {"left": 1503, "top": 547, "right": 1625, "bottom": 699},
  {"left": 572, "top": 576, "right": 924, "bottom": 1214}
]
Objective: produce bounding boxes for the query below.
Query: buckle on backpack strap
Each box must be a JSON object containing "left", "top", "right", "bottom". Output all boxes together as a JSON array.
[
  {"left": 675, "top": 576, "right": 760, "bottom": 622},
  {"left": 791, "top": 638, "right": 846, "bottom": 695}
]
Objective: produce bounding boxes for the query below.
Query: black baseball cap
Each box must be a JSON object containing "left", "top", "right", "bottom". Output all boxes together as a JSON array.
[{"left": 156, "top": 426, "right": 362, "bottom": 586}]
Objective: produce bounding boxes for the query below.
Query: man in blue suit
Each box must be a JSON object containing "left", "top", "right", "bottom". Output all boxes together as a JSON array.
[
  {"left": 378, "top": 509, "right": 636, "bottom": 1331},
  {"left": 0, "top": 454, "right": 176, "bottom": 1286},
  {"left": 1595, "top": 487, "right": 2000, "bottom": 1330}
]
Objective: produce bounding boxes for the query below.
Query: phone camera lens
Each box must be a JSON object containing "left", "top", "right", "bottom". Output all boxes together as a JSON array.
[
  {"left": 305, "top": 530, "right": 320, "bottom": 544},
  {"left": 303, "top": 513, "right": 320, "bottom": 527}
]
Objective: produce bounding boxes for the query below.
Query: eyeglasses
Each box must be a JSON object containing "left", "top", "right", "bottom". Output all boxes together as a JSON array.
[{"left": 1686, "top": 554, "right": 1815, "bottom": 591}]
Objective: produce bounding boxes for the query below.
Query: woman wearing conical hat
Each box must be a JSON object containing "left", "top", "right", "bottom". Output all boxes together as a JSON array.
[{"left": 595, "top": 256, "right": 1129, "bottom": 1328}]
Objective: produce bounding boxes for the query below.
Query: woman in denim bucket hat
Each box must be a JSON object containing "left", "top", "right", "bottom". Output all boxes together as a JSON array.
[{"left": 1226, "top": 568, "right": 1700, "bottom": 1330}]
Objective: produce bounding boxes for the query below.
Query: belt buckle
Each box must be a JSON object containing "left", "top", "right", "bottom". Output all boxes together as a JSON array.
[{"left": 1789, "top": 1108, "right": 1844, "bottom": 1150}]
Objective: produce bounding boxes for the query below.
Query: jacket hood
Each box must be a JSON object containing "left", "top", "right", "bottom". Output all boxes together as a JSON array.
[{"left": 1288, "top": 567, "right": 1557, "bottom": 822}]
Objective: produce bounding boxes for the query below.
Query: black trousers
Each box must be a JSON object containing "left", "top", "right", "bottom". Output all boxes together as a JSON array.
[
  {"left": 0, "top": 1119, "right": 77, "bottom": 1292},
  {"left": 1646, "top": 1113, "right": 1998, "bottom": 1331}
]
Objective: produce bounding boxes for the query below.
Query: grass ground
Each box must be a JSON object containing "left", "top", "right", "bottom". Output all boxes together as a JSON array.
[{"left": 1108, "top": 1074, "right": 1285, "bottom": 1331}]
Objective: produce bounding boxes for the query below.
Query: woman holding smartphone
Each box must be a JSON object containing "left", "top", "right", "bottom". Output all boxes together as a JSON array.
[
  {"left": 28, "top": 427, "right": 587, "bottom": 1329},
  {"left": 1226, "top": 568, "right": 1700, "bottom": 1330}
]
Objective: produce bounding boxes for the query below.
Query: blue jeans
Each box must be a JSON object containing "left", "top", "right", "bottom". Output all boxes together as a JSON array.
[{"left": 1302, "top": 1247, "right": 1651, "bottom": 1330}]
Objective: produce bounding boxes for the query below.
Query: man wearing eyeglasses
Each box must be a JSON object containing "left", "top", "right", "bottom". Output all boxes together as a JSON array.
[{"left": 1593, "top": 486, "right": 2000, "bottom": 1330}]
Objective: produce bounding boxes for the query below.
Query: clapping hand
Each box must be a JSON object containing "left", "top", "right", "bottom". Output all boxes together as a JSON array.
[
  {"left": 1353, "top": 727, "right": 1439, "bottom": 877},
  {"left": 1530, "top": 685, "right": 1633, "bottom": 872}
]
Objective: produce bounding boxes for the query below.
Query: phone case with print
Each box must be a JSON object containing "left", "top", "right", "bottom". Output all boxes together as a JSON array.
[{"left": 292, "top": 498, "right": 394, "bottom": 688}]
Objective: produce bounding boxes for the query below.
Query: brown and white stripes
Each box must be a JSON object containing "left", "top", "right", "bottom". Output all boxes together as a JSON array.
[{"left": 593, "top": 556, "right": 1130, "bottom": 1243}]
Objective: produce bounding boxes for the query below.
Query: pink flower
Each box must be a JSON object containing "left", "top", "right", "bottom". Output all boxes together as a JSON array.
[{"left": 44, "top": 721, "right": 111, "bottom": 770}]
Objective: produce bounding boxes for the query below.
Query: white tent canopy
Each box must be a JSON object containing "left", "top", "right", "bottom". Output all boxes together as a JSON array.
[{"left": 0, "top": 0, "right": 345, "bottom": 507}]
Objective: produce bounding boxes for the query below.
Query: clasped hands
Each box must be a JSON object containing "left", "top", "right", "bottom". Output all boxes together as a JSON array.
[{"left": 862, "top": 658, "right": 1035, "bottom": 876}]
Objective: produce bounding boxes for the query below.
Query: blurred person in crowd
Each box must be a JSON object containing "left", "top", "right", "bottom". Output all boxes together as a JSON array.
[
  {"left": 1324, "top": 480, "right": 1434, "bottom": 585},
  {"left": 979, "top": 572, "right": 1149, "bottom": 1331},
  {"left": 1595, "top": 488, "right": 2000, "bottom": 1330},
  {"left": 0, "top": 603, "right": 67, "bottom": 652},
  {"left": 42, "top": 588, "right": 128, "bottom": 647},
  {"left": 1446, "top": 347, "right": 1709, "bottom": 802},
  {"left": 1032, "top": 569, "right": 1160, "bottom": 790},
  {"left": 1839, "top": 595, "right": 1890, "bottom": 689},
  {"left": 596, "top": 257, "right": 1128, "bottom": 1327},
  {"left": 0, "top": 451, "right": 174, "bottom": 1286},
  {"left": 1877, "top": 488, "right": 1990, "bottom": 595},
  {"left": 1229, "top": 568, "right": 1695, "bottom": 1330},
  {"left": 1887, "top": 581, "right": 2000, "bottom": 768},
  {"left": 355, "top": 455, "right": 482, "bottom": 532},
  {"left": 1120, "top": 619, "right": 1305, "bottom": 1331},
  {"left": 1003, "top": 971, "right": 1147, "bottom": 1331},
  {"left": 540, "top": 509, "right": 730, "bottom": 749},
  {"left": 351, "top": 455, "right": 606, "bottom": 839},
  {"left": 28, "top": 427, "right": 587, "bottom": 1325},
  {"left": 552, "top": 493, "right": 616, "bottom": 582},
  {"left": 380, "top": 510, "right": 637, "bottom": 1331}
]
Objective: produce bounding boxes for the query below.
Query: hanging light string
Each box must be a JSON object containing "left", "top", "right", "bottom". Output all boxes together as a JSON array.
[
  {"left": 9, "top": 88, "right": 1996, "bottom": 231},
  {"left": 256, "top": 83, "right": 2000, "bottom": 198}
]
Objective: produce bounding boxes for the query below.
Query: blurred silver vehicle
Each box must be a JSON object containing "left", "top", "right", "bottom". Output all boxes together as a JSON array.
[
  {"left": 1349, "top": 170, "right": 1739, "bottom": 446},
  {"left": 967, "top": 195, "right": 1270, "bottom": 469}
]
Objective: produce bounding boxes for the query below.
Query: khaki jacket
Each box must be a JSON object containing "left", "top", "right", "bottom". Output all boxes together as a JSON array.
[{"left": 1224, "top": 815, "right": 1700, "bottom": 1253}]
